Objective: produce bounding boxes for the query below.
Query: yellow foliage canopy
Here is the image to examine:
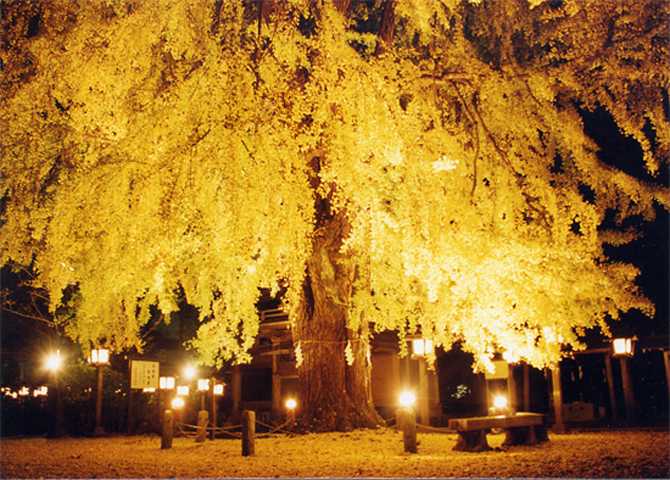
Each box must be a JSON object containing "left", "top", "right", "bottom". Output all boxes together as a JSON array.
[{"left": 1, "top": 0, "right": 667, "bottom": 369}]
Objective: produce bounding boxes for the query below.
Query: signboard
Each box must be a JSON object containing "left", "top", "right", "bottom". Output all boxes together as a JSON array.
[
  {"left": 484, "top": 360, "right": 509, "bottom": 380},
  {"left": 130, "top": 360, "right": 159, "bottom": 389}
]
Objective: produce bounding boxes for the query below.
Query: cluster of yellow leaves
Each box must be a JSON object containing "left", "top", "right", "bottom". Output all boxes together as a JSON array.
[{"left": 0, "top": 0, "right": 666, "bottom": 369}]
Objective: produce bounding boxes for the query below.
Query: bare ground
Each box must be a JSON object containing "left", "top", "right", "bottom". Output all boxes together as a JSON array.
[{"left": 1, "top": 429, "right": 669, "bottom": 478}]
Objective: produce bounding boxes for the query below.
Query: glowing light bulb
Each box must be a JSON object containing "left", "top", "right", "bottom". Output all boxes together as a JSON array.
[
  {"left": 493, "top": 395, "right": 508, "bottom": 410},
  {"left": 398, "top": 390, "right": 416, "bottom": 408}
]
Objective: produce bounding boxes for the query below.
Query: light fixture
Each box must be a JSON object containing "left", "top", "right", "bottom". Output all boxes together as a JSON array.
[
  {"left": 33, "top": 386, "right": 48, "bottom": 397},
  {"left": 398, "top": 390, "right": 417, "bottom": 408},
  {"left": 159, "top": 376, "right": 175, "bottom": 390},
  {"left": 285, "top": 398, "right": 297, "bottom": 410},
  {"left": 89, "top": 348, "right": 110, "bottom": 366},
  {"left": 197, "top": 379, "right": 210, "bottom": 392},
  {"left": 612, "top": 337, "right": 635, "bottom": 357},
  {"left": 142, "top": 387, "right": 156, "bottom": 393},
  {"left": 182, "top": 364, "right": 196, "bottom": 381},
  {"left": 177, "top": 385, "right": 189, "bottom": 396},
  {"left": 493, "top": 394, "right": 508, "bottom": 410},
  {"left": 213, "top": 384, "right": 224, "bottom": 396},
  {"left": 411, "top": 338, "right": 434, "bottom": 357},
  {"left": 171, "top": 397, "right": 185, "bottom": 410},
  {"left": 44, "top": 351, "right": 63, "bottom": 373}
]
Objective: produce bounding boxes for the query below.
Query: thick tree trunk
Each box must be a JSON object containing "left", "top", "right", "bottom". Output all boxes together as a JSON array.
[{"left": 295, "top": 213, "right": 383, "bottom": 431}]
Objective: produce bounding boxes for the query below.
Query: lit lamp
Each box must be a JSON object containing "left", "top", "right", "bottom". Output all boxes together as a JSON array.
[
  {"left": 612, "top": 337, "right": 635, "bottom": 357},
  {"left": 44, "top": 351, "right": 63, "bottom": 373},
  {"left": 171, "top": 397, "right": 185, "bottom": 410},
  {"left": 197, "top": 379, "right": 209, "bottom": 410},
  {"left": 397, "top": 390, "right": 417, "bottom": 434},
  {"left": 398, "top": 390, "right": 417, "bottom": 409},
  {"left": 44, "top": 350, "right": 65, "bottom": 438},
  {"left": 411, "top": 338, "right": 434, "bottom": 358},
  {"left": 285, "top": 397, "right": 297, "bottom": 424},
  {"left": 157, "top": 376, "right": 175, "bottom": 428},
  {"left": 489, "top": 394, "right": 509, "bottom": 416},
  {"left": 612, "top": 337, "right": 637, "bottom": 421},
  {"left": 177, "top": 385, "right": 190, "bottom": 396},
  {"left": 160, "top": 376, "right": 176, "bottom": 390},
  {"left": 182, "top": 365, "right": 197, "bottom": 381},
  {"left": 89, "top": 348, "right": 110, "bottom": 436},
  {"left": 213, "top": 384, "right": 224, "bottom": 396}
]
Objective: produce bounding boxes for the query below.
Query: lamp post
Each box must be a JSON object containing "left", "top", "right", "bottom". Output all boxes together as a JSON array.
[
  {"left": 89, "top": 348, "right": 110, "bottom": 436},
  {"left": 612, "top": 337, "right": 637, "bottom": 422},
  {"left": 285, "top": 397, "right": 297, "bottom": 425},
  {"left": 211, "top": 381, "right": 224, "bottom": 440},
  {"left": 159, "top": 376, "right": 175, "bottom": 427},
  {"left": 44, "top": 350, "right": 65, "bottom": 438},
  {"left": 197, "top": 378, "right": 209, "bottom": 411},
  {"left": 411, "top": 338, "right": 435, "bottom": 426},
  {"left": 397, "top": 390, "right": 417, "bottom": 453}
]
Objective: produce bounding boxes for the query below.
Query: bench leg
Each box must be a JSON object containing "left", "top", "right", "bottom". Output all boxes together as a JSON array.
[
  {"left": 503, "top": 426, "right": 535, "bottom": 446},
  {"left": 454, "top": 430, "right": 490, "bottom": 452},
  {"left": 535, "top": 425, "right": 549, "bottom": 443}
]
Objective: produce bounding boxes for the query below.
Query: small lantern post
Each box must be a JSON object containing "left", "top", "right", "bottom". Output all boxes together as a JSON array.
[
  {"left": 89, "top": 348, "right": 110, "bottom": 436},
  {"left": 612, "top": 337, "right": 637, "bottom": 422},
  {"left": 44, "top": 350, "right": 65, "bottom": 438},
  {"left": 285, "top": 397, "right": 297, "bottom": 425}
]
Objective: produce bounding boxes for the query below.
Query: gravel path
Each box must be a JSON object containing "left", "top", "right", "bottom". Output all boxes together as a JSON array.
[{"left": 1, "top": 429, "right": 668, "bottom": 478}]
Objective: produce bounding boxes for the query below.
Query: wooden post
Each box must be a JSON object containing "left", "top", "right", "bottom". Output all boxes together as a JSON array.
[
  {"left": 604, "top": 354, "right": 618, "bottom": 421},
  {"left": 523, "top": 364, "right": 531, "bottom": 412},
  {"left": 395, "top": 408, "right": 404, "bottom": 432},
  {"left": 209, "top": 377, "right": 217, "bottom": 440},
  {"left": 663, "top": 351, "right": 670, "bottom": 403},
  {"left": 161, "top": 410, "right": 174, "bottom": 449},
  {"left": 241, "top": 410, "right": 255, "bottom": 456},
  {"left": 400, "top": 408, "right": 417, "bottom": 453},
  {"left": 196, "top": 410, "right": 208, "bottom": 443},
  {"left": 158, "top": 390, "right": 163, "bottom": 434},
  {"left": 127, "top": 360, "right": 134, "bottom": 435},
  {"left": 551, "top": 364, "right": 565, "bottom": 433},
  {"left": 94, "top": 365, "right": 105, "bottom": 435},
  {"left": 507, "top": 363, "right": 517, "bottom": 413},
  {"left": 619, "top": 357, "right": 636, "bottom": 422},
  {"left": 47, "top": 371, "right": 65, "bottom": 438},
  {"left": 418, "top": 360, "right": 430, "bottom": 425},
  {"left": 232, "top": 366, "right": 241, "bottom": 419}
]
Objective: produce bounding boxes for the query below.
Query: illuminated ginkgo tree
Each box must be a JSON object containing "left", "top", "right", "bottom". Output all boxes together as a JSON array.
[{"left": 1, "top": 0, "right": 667, "bottom": 430}]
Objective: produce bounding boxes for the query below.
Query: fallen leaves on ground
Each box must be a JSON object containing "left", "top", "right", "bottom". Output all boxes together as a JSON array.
[{"left": 1, "top": 428, "right": 668, "bottom": 478}]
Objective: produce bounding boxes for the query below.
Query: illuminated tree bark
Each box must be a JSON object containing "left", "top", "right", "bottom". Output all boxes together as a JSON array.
[{"left": 296, "top": 213, "right": 381, "bottom": 430}]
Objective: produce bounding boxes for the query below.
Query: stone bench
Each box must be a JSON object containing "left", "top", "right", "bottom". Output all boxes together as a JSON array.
[{"left": 447, "top": 412, "right": 548, "bottom": 452}]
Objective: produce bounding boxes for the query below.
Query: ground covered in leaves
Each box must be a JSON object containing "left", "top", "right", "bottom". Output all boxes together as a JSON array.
[{"left": 1, "top": 428, "right": 668, "bottom": 478}]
